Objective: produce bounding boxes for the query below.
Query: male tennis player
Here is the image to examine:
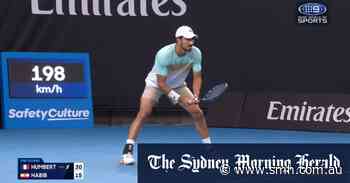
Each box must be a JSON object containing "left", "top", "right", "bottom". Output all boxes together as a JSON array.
[{"left": 120, "top": 25, "right": 211, "bottom": 165}]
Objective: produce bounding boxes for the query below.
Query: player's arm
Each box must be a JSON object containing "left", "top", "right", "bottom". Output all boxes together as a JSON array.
[
  {"left": 154, "top": 53, "right": 172, "bottom": 95},
  {"left": 157, "top": 74, "right": 188, "bottom": 105},
  {"left": 157, "top": 74, "right": 172, "bottom": 95},
  {"left": 192, "top": 71, "right": 202, "bottom": 98},
  {"left": 155, "top": 54, "right": 184, "bottom": 105},
  {"left": 192, "top": 47, "right": 202, "bottom": 103}
]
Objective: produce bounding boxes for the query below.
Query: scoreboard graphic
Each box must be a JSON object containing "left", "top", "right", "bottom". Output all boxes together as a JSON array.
[
  {"left": 0, "top": 52, "right": 94, "bottom": 128},
  {"left": 8, "top": 60, "right": 87, "bottom": 98},
  {"left": 18, "top": 158, "right": 84, "bottom": 180}
]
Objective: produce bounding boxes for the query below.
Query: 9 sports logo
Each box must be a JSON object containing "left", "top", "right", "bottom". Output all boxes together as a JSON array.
[
  {"left": 296, "top": 2, "right": 328, "bottom": 24},
  {"left": 298, "top": 3, "right": 327, "bottom": 16}
]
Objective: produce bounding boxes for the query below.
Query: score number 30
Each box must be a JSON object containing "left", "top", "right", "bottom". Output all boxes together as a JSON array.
[{"left": 31, "top": 65, "right": 66, "bottom": 81}]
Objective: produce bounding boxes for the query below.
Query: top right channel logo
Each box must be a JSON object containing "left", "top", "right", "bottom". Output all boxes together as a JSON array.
[{"left": 297, "top": 2, "right": 328, "bottom": 24}]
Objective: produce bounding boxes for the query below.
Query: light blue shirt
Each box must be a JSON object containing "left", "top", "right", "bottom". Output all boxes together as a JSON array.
[{"left": 145, "top": 43, "right": 202, "bottom": 88}]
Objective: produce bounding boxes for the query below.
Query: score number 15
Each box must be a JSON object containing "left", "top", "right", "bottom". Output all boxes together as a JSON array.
[{"left": 31, "top": 65, "right": 66, "bottom": 81}]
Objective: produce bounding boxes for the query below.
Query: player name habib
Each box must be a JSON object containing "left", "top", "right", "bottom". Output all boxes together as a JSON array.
[{"left": 31, "top": 173, "right": 48, "bottom": 178}]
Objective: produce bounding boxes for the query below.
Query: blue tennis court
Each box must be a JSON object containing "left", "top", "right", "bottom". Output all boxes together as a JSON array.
[{"left": 1, "top": 124, "right": 350, "bottom": 183}]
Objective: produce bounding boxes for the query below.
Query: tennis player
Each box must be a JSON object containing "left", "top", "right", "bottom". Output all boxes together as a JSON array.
[{"left": 120, "top": 25, "right": 211, "bottom": 165}]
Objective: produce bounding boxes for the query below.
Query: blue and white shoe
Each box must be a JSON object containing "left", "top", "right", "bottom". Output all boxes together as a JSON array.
[{"left": 120, "top": 144, "right": 135, "bottom": 165}]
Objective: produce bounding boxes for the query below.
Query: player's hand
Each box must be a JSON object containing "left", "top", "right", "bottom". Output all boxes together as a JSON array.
[
  {"left": 192, "top": 95, "right": 200, "bottom": 104},
  {"left": 186, "top": 96, "right": 200, "bottom": 105},
  {"left": 179, "top": 96, "right": 192, "bottom": 106}
]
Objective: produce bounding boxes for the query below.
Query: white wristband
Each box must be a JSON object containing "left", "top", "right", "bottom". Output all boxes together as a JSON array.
[
  {"left": 167, "top": 90, "right": 180, "bottom": 104},
  {"left": 193, "top": 95, "right": 199, "bottom": 103}
]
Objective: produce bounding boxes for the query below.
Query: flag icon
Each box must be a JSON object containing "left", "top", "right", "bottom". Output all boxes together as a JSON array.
[
  {"left": 19, "top": 173, "right": 30, "bottom": 179},
  {"left": 22, "top": 164, "right": 30, "bottom": 170}
]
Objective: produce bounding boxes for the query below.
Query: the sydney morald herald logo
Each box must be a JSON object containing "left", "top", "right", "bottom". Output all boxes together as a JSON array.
[
  {"left": 146, "top": 153, "right": 343, "bottom": 176},
  {"left": 297, "top": 1, "right": 328, "bottom": 24},
  {"left": 31, "top": 0, "right": 187, "bottom": 16}
]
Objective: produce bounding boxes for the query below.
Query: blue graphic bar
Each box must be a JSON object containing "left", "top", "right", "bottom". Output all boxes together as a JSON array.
[
  {"left": 0, "top": 52, "right": 94, "bottom": 128},
  {"left": 18, "top": 158, "right": 81, "bottom": 180},
  {"left": 10, "top": 82, "right": 88, "bottom": 98}
]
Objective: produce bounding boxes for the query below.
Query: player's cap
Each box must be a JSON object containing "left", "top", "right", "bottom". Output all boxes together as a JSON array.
[{"left": 175, "top": 25, "right": 198, "bottom": 39}]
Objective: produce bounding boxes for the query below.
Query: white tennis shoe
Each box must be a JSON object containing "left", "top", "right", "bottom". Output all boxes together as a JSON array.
[{"left": 120, "top": 153, "right": 135, "bottom": 165}]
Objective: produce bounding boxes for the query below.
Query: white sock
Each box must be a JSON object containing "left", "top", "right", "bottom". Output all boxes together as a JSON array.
[
  {"left": 202, "top": 137, "right": 211, "bottom": 144},
  {"left": 126, "top": 139, "right": 135, "bottom": 145}
]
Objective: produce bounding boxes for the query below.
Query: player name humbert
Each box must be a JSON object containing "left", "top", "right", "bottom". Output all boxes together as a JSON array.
[{"left": 26, "top": 164, "right": 57, "bottom": 170}]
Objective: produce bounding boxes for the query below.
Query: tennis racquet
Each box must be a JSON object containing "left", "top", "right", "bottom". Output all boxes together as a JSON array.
[{"left": 200, "top": 82, "right": 228, "bottom": 102}]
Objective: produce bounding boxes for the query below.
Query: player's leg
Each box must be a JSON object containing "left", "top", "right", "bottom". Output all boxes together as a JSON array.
[
  {"left": 176, "top": 86, "right": 211, "bottom": 143},
  {"left": 127, "top": 96, "right": 157, "bottom": 139},
  {"left": 120, "top": 86, "right": 161, "bottom": 165}
]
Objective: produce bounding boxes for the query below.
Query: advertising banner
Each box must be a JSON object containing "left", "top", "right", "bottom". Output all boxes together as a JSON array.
[
  {"left": 241, "top": 93, "right": 350, "bottom": 132},
  {"left": 0, "top": 52, "right": 94, "bottom": 128}
]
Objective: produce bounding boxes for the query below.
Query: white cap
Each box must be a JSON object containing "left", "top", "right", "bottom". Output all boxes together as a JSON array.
[{"left": 175, "top": 25, "right": 198, "bottom": 39}]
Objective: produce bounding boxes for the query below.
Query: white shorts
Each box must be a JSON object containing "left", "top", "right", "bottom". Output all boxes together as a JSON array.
[{"left": 141, "top": 85, "right": 194, "bottom": 103}]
